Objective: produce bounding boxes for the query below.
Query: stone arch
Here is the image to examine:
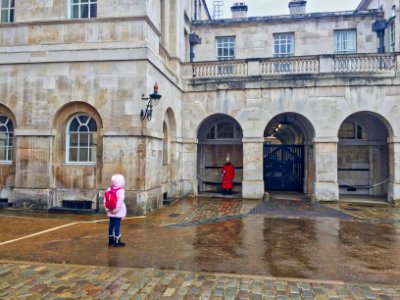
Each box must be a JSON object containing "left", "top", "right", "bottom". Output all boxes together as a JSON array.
[
  {"left": 0, "top": 104, "right": 16, "bottom": 190},
  {"left": 263, "top": 112, "right": 316, "bottom": 194},
  {"left": 162, "top": 107, "right": 178, "bottom": 198},
  {"left": 337, "top": 111, "right": 391, "bottom": 200},
  {"left": 52, "top": 101, "right": 103, "bottom": 191},
  {"left": 197, "top": 114, "right": 243, "bottom": 194}
]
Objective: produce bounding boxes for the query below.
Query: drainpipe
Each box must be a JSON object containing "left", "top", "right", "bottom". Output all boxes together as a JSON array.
[{"left": 194, "top": 0, "right": 198, "bottom": 21}]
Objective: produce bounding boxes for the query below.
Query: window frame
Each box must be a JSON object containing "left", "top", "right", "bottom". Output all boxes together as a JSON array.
[
  {"left": 216, "top": 36, "right": 236, "bottom": 61},
  {"left": 334, "top": 29, "right": 357, "bottom": 54},
  {"left": 0, "top": 0, "right": 14, "bottom": 23},
  {"left": 273, "top": 32, "right": 294, "bottom": 57},
  {"left": 65, "top": 114, "right": 97, "bottom": 165},
  {"left": 69, "top": 0, "right": 97, "bottom": 19},
  {"left": 0, "top": 115, "right": 13, "bottom": 164},
  {"left": 338, "top": 121, "right": 367, "bottom": 140},
  {"left": 390, "top": 19, "right": 395, "bottom": 52}
]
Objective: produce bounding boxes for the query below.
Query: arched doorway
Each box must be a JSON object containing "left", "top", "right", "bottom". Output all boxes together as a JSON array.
[
  {"left": 337, "top": 112, "right": 389, "bottom": 198},
  {"left": 162, "top": 108, "right": 177, "bottom": 199},
  {"left": 263, "top": 113, "right": 315, "bottom": 193},
  {"left": 197, "top": 114, "right": 243, "bottom": 194}
]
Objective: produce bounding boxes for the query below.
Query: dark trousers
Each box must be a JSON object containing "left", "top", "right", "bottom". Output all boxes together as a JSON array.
[{"left": 108, "top": 217, "right": 121, "bottom": 237}]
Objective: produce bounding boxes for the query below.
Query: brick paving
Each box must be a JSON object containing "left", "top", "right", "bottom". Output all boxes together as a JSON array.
[{"left": 0, "top": 262, "right": 399, "bottom": 300}]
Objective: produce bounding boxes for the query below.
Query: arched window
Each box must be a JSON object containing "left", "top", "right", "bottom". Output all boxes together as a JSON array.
[
  {"left": 0, "top": 115, "right": 13, "bottom": 162},
  {"left": 338, "top": 121, "right": 367, "bottom": 139},
  {"left": 206, "top": 121, "right": 242, "bottom": 140},
  {"left": 66, "top": 114, "right": 97, "bottom": 164}
]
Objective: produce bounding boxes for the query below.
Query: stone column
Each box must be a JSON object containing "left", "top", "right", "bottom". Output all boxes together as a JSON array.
[
  {"left": 388, "top": 137, "right": 400, "bottom": 204},
  {"left": 313, "top": 137, "right": 339, "bottom": 201},
  {"left": 181, "top": 138, "right": 198, "bottom": 196},
  {"left": 242, "top": 138, "right": 264, "bottom": 199}
]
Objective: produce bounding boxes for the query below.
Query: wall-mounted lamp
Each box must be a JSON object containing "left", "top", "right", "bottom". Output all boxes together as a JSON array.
[
  {"left": 140, "top": 83, "right": 162, "bottom": 121},
  {"left": 392, "top": 5, "right": 400, "bottom": 17}
]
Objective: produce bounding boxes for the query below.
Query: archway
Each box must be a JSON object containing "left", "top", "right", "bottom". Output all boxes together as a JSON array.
[
  {"left": 197, "top": 114, "right": 243, "bottom": 194},
  {"left": 162, "top": 108, "right": 177, "bottom": 199},
  {"left": 263, "top": 113, "right": 315, "bottom": 193},
  {"left": 337, "top": 112, "right": 389, "bottom": 198}
]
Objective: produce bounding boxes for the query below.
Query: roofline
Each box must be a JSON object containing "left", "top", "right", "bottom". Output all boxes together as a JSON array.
[
  {"left": 356, "top": 0, "right": 373, "bottom": 11},
  {"left": 193, "top": 9, "right": 382, "bottom": 26}
]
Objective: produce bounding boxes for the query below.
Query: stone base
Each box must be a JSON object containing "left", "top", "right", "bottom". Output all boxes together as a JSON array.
[
  {"left": 314, "top": 182, "right": 339, "bottom": 201},
  {"left": 10, "top": 188, "right": 54, "bottom": 210},
  {"left": 242, "top": 180, "right": 264, "bottom": 199}
]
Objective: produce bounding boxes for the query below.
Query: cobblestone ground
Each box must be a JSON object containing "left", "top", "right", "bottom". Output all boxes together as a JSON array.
[
  {"left": 1, "top": 262, "right": 399, "bottom": 300},
  {"left": 1, "top": 197, "right": 400, "bottom": 299}
]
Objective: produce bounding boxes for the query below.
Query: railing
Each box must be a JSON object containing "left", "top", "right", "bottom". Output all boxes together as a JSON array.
[
  {"left": 189, "top": 53, "right": 397, "bottom": 79},
  {"left": 192, "top": 60, "right": 247, "bottom": 78},
  {"left": 260, "top": 56, "right": 319, "bottom": 75},
  {"left": 333, "top": 54, "right": 397, "bottom": 72}
]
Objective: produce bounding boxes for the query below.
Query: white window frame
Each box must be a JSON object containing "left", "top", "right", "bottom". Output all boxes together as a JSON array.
[
  {"left": 0, "top": 115, "right": 13, "bottom": 164},
  {"left": 273, "top": 33, "right": 294, "bottom": 57},
  {"left": 0, "top": 0, "right": 14, "bottom": 23},
  {"left": 334, "top": 30, "right": 357, "bottom": 54},
  {"left": 390, "top": 20, "right": 395, "bottom": 52},
  {"left": 69, "top": 0, "right": 97, "bottom": 19},
  {"left": 66, "top": 114, "right": 97, "bottom": 165},
  {"left": 216, "top": 36, "right": 235, "bottom": 61}
]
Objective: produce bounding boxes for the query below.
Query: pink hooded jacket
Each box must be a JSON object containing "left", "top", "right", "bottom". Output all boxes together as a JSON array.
[{"left": 104, "top": 174, "right": 127, "bottom": 218}]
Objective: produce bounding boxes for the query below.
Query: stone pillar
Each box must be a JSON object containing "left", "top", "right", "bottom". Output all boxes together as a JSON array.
[
  {"left": 181, "top": 138, "right": 198, "bottom": 196},
  {"left": 388, "top": 138, "right": 400, "bottom": 204},
  {"left": 242, "top": 138, "right": 264, "bottom": 199},
  {"left": 313, "top": 137, "right": 339, "bottom": 201}
]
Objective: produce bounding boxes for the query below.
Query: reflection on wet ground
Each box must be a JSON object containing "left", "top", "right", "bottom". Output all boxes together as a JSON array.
[{"left": 0, "top": 197, "right": 400, "bottom": 284}]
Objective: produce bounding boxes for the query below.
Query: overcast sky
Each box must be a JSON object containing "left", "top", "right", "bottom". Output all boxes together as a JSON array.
[{"left": 205, "top": 0, "right": 362, "bottom": 18}]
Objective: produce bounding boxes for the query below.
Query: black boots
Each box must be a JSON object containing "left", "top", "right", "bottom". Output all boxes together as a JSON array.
[
  {"left": 114, "top": 235, "right": 126, "bottom": 247},
  {"left": 108, "top": 236, "right": 115, "bottom": 246}
]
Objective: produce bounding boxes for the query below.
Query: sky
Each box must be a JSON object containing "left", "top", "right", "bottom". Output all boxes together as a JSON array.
[{"left": 205, "top": 0, "right": 362, "bottom": 18}]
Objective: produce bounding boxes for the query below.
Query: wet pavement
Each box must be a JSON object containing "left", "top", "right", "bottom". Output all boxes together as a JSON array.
[{"left": 1, "top": 196, "right": 400, "bottom": 298}]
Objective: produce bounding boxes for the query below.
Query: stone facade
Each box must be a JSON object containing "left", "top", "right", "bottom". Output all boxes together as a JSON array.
[{"left": 0, "top": 0, "right": 399, "bottom": 214}]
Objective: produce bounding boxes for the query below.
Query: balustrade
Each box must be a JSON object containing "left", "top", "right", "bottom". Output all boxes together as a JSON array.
[{"left": 189, "top": 53, "right": 397, "bottom": 79}]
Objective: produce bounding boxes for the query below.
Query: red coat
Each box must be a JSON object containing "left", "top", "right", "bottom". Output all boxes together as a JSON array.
[{"left": 222, "top": 163, "right": 235, "bottom": 189}]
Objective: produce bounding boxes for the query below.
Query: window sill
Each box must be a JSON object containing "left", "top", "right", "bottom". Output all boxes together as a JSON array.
[{"left": 65, "top": 162, "right": 96, "bottom": 166}]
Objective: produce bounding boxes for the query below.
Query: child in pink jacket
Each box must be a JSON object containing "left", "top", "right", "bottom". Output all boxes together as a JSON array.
[{"left": 104, "top": 174, "right": 127, "bottom": 247}]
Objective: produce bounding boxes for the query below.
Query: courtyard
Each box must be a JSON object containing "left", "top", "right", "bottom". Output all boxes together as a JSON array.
[{"left": 0, "top": 196, "right": 399, "bottom": 299}]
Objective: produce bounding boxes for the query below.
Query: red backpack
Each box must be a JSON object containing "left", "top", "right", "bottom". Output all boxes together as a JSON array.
[{"left": 104, "top": 186, "right": 121, "bottom": 210}]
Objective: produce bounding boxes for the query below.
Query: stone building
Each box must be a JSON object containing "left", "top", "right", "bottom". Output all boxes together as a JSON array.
[{"left": 0, "top": 0, "right": 399, "bottom": 214}]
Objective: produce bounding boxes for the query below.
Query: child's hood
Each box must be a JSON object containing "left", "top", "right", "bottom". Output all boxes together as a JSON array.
[{"left": 111, "top": 174, "right": 125, "bottom": 188}]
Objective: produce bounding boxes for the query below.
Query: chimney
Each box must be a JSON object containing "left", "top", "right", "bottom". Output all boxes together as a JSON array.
[
  {"left": 231, "top": 2, "right": 248, "bottom": 18},
  {"left": 288, "top": 0, "right": 307, "bottom": 14}
]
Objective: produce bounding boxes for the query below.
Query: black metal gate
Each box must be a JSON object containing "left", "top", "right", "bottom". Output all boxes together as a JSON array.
[{"left": 263, "top": 144, "right": 304, "bottom": 191}]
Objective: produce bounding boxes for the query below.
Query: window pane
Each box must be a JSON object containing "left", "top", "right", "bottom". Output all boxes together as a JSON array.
[
  {"left": 90, "top": 133, "right": 97, "bottom": 146},
  {"left": 72, "top": 5, "right": 79, "bottom": 18},
  {"left": 81, "top": 3, "right": 89, "bottom": 18},
  {"left": 89, "top": 147, "right": 96, "bottom": 162},
  {"left": 90, "top": 3, "right": 97, "bottom": 17},
  {"left": 217, "top": 122, "right": 234, "bottom": 138},
  {"left": 80, "top": 133, "right": 89, "bottom": 146},
  {"left": 8, "top": 134, "right": 12, "bottom": 146},
  {"left": 88, "top": 119, "right": 97, "bottom": 131},
  {"left": 1, "top": 0, "right": 9, "bottom": 9},
  {"left": 69, "top": 148, "right": 78, "bottom": 162},
  {"left": 79, "top": 115, "right": 89, "bottom": 123},
  {"left": 1, "top": 10, "right": 8, "bottom": 22},
  {"left": 69, "top": 118, "right": 80, "bottom": 131},
  {"left": 0, "top": 147, "right": 5, "bottom": 160},
  {"left": 79, "top": 148, "right": 89, "bottom": 161},
  {"left": 0, "top": 125, "right": 7, "bottom": 132},
  {"left": 7, "top": 148, "right": 12, "bottom": 160},
  {"left": 0, "top": 116, "right": 7, "bottom": 123},
  {"left": 70, "top": 133, "right": 79, "bottom": 147},
  {"left": 0, "top": 132, "right": 6, "bottom": 146}
]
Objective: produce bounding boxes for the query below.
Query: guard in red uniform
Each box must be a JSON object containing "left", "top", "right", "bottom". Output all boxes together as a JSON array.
[{"left": 222, "top": 157, "right": 235, "bottom": 195}]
